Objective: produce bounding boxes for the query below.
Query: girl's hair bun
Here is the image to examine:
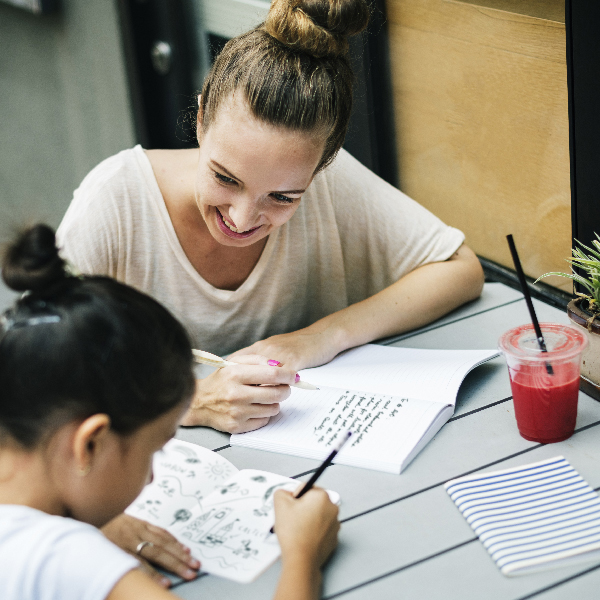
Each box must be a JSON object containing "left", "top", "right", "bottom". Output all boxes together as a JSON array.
[
  {"left": 265, "top": 0, "right": 370, "bottom": 58},
  {"left": 2, "top": 224, "right": 67, "bottom": 293}
]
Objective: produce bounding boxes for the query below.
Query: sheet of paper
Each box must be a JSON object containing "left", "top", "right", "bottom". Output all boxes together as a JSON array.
[
  {"left": 126, "top": 439, "right": 238, "bottom": 528},
  {"left": 232, "top": 386, "right": 445, "bottom": 472},
  {"left": 299, "top": 344, "right": 499, "bottom": 407},
  {"left": 170, "top": 469, "right": 297, "bottom": 583}
]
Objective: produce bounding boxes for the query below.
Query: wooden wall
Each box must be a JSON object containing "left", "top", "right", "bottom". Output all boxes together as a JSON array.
[{"left": 387, "top": 0, "right": 571, "bottom": 291}]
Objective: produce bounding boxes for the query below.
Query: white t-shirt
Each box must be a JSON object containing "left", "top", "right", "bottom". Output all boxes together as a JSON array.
[
  {"left": 0, "top": 505, "right": 139, "bottom": 600},
  {"left": 57, "top": 146, "right": 464, "bottom": 355}
]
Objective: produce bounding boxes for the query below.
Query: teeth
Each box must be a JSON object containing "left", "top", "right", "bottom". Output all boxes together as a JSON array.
[{"left": 220, "top": 212, "right": 240, "bottom": 233}]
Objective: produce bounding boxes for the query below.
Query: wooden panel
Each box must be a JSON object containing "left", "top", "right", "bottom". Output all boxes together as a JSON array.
[
  {"left": 388, "top": 0, "right": 571, "bottom": 292},
  {"left": 449, "top": 0, "right": 564, "bottom": 24}
]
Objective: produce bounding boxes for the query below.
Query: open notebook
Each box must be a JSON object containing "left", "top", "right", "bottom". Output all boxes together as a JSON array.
[
  {"left": 446, "top": 456, "right": 600, "bottom": 576},
  {"left": 231, "top": 344, "right": 498, "bottom": 473},
  {"left": 126, "top": 439, "right": 339, "bottom": 583}
]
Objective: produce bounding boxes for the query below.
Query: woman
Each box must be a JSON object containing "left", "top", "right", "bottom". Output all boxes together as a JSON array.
[{"left": 57, "top": 0, "right": 484, "bottom": 434}]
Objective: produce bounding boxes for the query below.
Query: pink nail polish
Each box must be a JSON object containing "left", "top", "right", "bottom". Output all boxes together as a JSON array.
[
  {"left": 268, "top": 359, "right": 282, "bottom": 366},
  {"left": 295, "top": 373, "right": 300, "bottom": 383}
]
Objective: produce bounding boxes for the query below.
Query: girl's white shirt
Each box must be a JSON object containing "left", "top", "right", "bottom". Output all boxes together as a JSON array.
[
  {"left": 0, "top": 505, "right": 138, "bottom": 600},
  {"left": 57, "top": 147, "right": 464, "bottom": 355}
]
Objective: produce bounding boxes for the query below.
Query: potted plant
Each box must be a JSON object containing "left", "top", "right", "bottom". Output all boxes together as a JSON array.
[{"left": 536, "top": 234, "right": 600, "bottom": 395}]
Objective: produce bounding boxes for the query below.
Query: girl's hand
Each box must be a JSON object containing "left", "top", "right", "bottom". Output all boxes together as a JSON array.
[
  {"left": 229, "top": 328, "right": 342, "bottom": 372},
  {"left": 180, "top": 354, "right": 297, "bottom": 432},
  {"left": 101, "top": 514, "right": 200, "bottom": 585},
  {"left": 273, "top": 488, "right": 340, "bottom": 570}
]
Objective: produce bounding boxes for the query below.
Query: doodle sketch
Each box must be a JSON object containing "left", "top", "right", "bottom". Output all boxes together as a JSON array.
[
  {"left": 171, "top": 469, "right": 298, "bottom": 583},
  {"left": 126, "top": 441, "right": 340, "bottom": 583},
  {"left": 125, "top": 439, "right": 238, "bottom": 528}
]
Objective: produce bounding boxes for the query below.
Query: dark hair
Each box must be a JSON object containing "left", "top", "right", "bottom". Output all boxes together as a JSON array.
[
  {"left": 199, "top": 0, "right": 370, "bottom": 173},
  {"left": 0, "top": 225, "right": 195, "bottom": 449}
]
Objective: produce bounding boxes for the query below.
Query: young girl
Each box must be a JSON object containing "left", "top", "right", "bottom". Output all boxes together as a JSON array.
[
  {"left": 57, "top": 0, "right": 484, "bottom": 434},
  {"left": 0, "top": 225, "right": 339, "bottom": 600}
]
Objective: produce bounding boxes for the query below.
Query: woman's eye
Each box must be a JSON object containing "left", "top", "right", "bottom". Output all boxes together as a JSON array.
[
  {"left": 215, "top": 172, "right": 236, "bottom": 185},
  {"left": 272, "top": 193, "right": 294, "bottom": 204}
]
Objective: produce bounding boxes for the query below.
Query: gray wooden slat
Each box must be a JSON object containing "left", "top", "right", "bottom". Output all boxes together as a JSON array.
[
  {"left": 323, "top": 425, "right": 600, "bottom": 600},
  {"left": 172, "top": 402, "right": 600, "bottom": 599},
  {"left": 169, "top": 283, "right": 594, "bottom": 600},
  {"left": 520, "top": 563, "right": 600, "bottom": 599},
  {"left": 299, "top": 394, "right": 600, "bottom": 521},
  {"left": 382, "top": 282, "right": 523, "bottom": 345},
  {"left": 390, "top": 298, "right": 570, "bottom": 351},
  {"left": 175, "top": 426, "right": 230, "bottom": 451}
]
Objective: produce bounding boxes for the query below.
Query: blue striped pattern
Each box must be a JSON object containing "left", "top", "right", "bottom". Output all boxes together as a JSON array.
[{"left": 445, "top": 456, "right": 600, "bottom": 576}]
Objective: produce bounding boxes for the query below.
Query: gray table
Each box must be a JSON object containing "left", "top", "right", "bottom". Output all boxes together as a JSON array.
[
  {"left": 170, "top": 282, "right": 600, "bottom": 599},
  {"left": 4, "top": 281, "right": 599, "bottom": 598}
]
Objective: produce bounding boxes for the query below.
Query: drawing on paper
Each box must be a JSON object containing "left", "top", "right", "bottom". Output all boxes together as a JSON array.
[
  {"left": 171, "top": 508, "right": 192, "bottom": 525},
  {"left": 253, "top": 482, "right": 294, "bottom": 517}
]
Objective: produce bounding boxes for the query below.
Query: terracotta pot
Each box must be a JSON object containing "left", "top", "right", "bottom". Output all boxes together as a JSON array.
[{"left": 567, "top": 298, "right": 600, "bottom": 387}]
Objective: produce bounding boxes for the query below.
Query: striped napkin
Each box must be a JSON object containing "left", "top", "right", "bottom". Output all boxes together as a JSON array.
[{"left": 445, "top": 456, "right": 600, "bottom": 576}]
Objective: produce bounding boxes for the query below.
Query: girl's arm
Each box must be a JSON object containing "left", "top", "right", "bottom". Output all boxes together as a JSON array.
[
  {"left": 231, "top": 244, "right": 484, "bottom": 370},
  {"left": 273, "top": 488, "right": 340, "bottom": 600},
  {"left": 107, "top": 488, "right": 340, "bottom": 600}
]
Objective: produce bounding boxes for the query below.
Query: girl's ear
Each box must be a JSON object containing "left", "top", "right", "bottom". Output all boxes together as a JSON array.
[{"left": 72, "top": 414, "right": 111, "bottom": 476}]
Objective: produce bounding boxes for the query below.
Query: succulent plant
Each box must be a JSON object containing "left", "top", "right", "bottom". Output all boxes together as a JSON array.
[{"left": 535, "top": 233, "right": 600, "bottom": 314}]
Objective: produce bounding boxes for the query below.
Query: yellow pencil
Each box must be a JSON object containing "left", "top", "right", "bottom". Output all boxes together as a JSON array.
[{"left": 191, "top": 349, "right": 319, "bottom": 390}]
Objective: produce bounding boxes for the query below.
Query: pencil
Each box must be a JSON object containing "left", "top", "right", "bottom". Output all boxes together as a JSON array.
[
  {"left": 270, "top": 431, "right": 352, "bottom": 533},
  {"left": 295, "top": 431, "right": 352, "bottom": 498},
  {"left": 192, "top": 348, "right": 319, "bottom": 390}
]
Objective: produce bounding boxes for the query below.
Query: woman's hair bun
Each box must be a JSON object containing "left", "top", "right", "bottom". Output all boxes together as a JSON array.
[
  {"left": 265, "top": 0, "right": 370, "bottom": 58},
  {"left": 2, "top": 224, "right": 68, "bottom": 293}
]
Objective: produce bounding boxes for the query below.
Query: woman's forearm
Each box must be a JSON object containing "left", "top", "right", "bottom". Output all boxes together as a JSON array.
[
  {"left": 230, "top": 244, "right": 484, "bottom": 372},
  {"left": 304, "top": 244, "right": 484, "bottom": 356}
]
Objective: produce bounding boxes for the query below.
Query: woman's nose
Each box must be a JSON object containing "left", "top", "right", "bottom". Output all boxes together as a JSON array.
[{"left": 228, "top": 197, "right": 260, "bottom": 231}]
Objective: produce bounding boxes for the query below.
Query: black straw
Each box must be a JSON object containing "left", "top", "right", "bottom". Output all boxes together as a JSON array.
[{"left": 506, "top": 235, "right": 553, "bottom": 375}]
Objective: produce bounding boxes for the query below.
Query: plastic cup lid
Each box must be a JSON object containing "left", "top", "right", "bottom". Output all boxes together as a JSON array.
[{"left": 498, "top": 322, "right": 588, "bottom": 362}]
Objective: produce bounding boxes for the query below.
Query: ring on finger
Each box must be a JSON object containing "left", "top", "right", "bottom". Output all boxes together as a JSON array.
[{"left": 136, "top": 540, "right": 154, "bottom": 556}]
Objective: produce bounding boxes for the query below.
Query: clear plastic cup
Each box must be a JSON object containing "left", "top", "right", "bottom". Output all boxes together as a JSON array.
[{"left": 498, "top": 323, "right": 588, "bottom": 443}]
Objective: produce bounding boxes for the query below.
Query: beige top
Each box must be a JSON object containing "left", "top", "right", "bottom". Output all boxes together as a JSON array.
[{"left": 57, "top": 146, "right": 465, "bottom": 355}]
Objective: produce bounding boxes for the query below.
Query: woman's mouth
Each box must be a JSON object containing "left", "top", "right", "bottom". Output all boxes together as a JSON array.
[{"left": 215, "top": 208, "right": 261, "bottom": 239}]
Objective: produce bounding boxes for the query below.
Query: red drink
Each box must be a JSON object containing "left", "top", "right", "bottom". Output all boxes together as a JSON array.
[
  {"left": 509, "top": 362, "right": 580, "bottom": 443},
  {"left": 499, "top": 323, "right": 587, "bottom": 444}
]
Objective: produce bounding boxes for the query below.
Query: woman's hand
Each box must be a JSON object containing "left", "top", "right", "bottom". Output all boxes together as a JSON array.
[
  {"left": 229, "top": 328, "right": 343, "bottom": 372},
  {"left": 101, "top": 514, "right": 200, "bottom": 587},
  {"left": 180, "top": 354, "right": 297, "bottom": 432}
]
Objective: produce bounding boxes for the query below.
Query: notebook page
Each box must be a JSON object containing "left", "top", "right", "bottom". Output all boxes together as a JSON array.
[
  {"left": 170, "top": 469, "right": 296, "bottom": 583},
  {"left": 126, "top": 439, "right": 239, "bottom": 529},
  {"left": 299, "top": 344, "right": 499, "bottom": 407},
  {"left": 232, "top": 386, "right": 446, "bottom": 473}
]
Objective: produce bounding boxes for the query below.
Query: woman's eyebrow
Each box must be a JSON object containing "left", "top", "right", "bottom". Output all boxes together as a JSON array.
[
  {"left": 211, "top": 160, "right": 306, "bottom": 195},
  {"left": 211, "top": 160, "right": 241, "bottom": 181}
]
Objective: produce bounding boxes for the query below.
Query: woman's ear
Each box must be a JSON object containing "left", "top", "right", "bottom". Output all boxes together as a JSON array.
[
  {"left": 72, "top": 414, "right": 111, "bottom": 476},
  {"left": 196, "top": 96, "right": 204, "bottom": 143}
]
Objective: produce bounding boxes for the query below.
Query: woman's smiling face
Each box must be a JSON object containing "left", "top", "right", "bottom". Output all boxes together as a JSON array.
[{"left": 194, "top": 95, "right": 325, "bottom": 247}]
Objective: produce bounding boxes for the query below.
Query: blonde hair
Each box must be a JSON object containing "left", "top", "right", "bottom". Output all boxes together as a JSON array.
[{"left": 199, "top": 0, "right": 370, "bottom": 172}]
